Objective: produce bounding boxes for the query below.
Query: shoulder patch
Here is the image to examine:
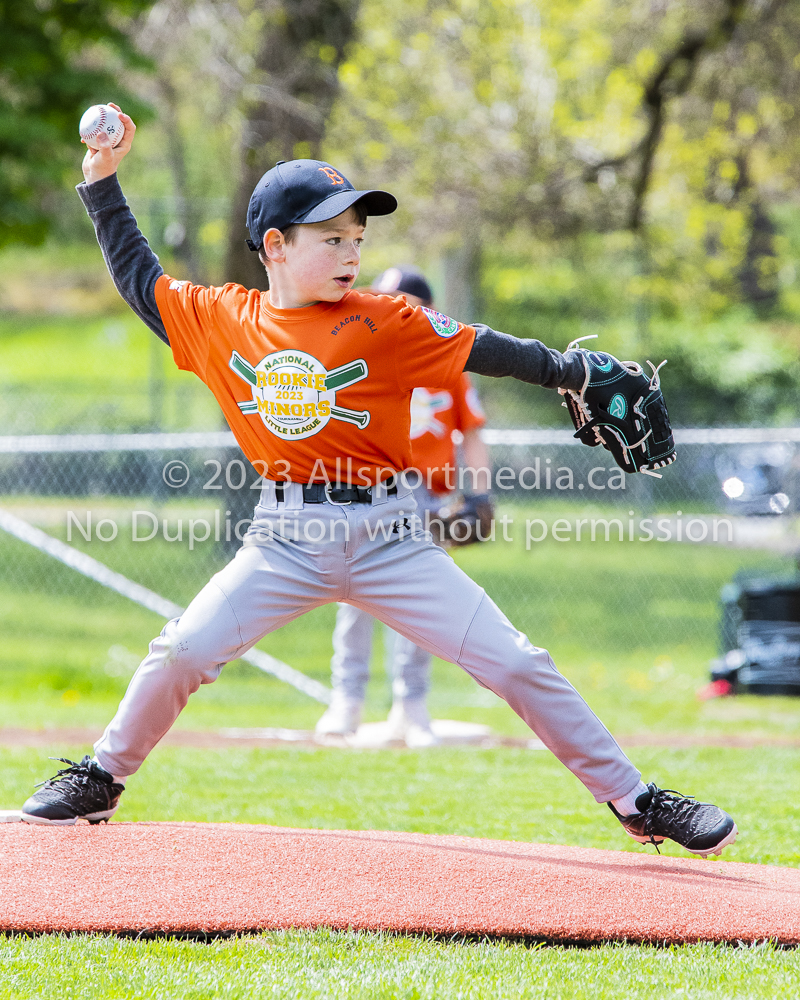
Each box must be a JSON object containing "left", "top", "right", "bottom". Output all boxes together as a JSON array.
[
  {"left": 422, "top": 307, "right": 459, "bottom": 339},
  {"left": 168, "top": 279, "right": 188, "bottom": 292}
]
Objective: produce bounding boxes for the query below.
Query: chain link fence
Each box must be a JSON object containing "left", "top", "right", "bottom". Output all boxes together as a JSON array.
[{"left": 1, "top": 428, "right": 799, "bottom": 692}]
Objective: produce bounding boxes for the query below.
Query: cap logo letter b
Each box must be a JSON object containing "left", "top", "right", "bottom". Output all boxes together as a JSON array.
[{"left": 319, "top": 166, "right": 345, "bottom": 185}]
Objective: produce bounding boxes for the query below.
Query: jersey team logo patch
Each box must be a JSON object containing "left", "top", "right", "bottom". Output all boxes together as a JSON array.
[
  {"left": 422, "top": 307, "right": 459, "bottom": 339},
  {"left": 230, "top": 349, "right": 370, "bottom": 440}
]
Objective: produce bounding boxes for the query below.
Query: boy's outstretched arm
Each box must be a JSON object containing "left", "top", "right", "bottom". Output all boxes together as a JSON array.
[
  {"left": 76, "top": 105, "right": 168, "bottom": 345},
  {"left": 465, "top": 325, "right": 585, "bottom": 392}
]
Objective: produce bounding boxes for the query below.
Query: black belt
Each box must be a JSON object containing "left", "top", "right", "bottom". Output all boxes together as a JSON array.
[{"left": 274, "top": 478, "right": 397, "bottom": 505}]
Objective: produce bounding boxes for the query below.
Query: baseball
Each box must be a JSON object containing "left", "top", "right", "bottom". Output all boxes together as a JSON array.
[{"left": 79, "top": 104, "right": 124, "bottom": 150}]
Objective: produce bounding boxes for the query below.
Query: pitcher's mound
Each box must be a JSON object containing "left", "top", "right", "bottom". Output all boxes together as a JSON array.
[{"left": 1, "top": 823, "right": 797, "bottom": 943}]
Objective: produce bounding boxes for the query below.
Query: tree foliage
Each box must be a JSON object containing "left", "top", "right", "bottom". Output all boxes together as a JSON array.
[
  {"left": 0, "top": 0, "right": 154, "bottom": 247},
  {"left": 132, "top": 0, "right": 248, "bottom": 280},
  {"left": 326, "top": 0, "right": 800, "bottom": 321},
  {"left": 10, "top": 0, "right": 800, "bottom": 425},
  {"left": 225, "top": 0, "right": 361, "bottom": 288},
  {"left": 319, "top": 0, "right": 800, "bottom": 423}
]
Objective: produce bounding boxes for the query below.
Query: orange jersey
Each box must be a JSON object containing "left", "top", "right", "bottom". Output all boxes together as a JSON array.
[
  {"left": 410, "top": 375, "right": 486, "bottom": 495},
  {"left": 154, "top": 278, "right": 475, "bottom": 485}
]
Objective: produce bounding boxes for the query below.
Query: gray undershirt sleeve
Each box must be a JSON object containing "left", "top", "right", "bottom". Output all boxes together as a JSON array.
[
  {"left": 465, "top": 324, "right": 585, "bottom": 392},
  {"left": 76, "top": 173, "right": 168, "bottom": 345}
]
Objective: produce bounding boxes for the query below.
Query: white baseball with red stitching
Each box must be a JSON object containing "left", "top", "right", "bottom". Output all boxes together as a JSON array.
[{"left": 79, "top": 105, "right": 124, "bottom": 150}]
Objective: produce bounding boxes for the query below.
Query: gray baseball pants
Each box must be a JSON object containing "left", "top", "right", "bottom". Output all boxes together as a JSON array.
[
  {"left": 93, "top": 481, "right": 641, "bottom": 803},
  {"left": 330, "top": 484, "right": 444, "bottom": 703}
]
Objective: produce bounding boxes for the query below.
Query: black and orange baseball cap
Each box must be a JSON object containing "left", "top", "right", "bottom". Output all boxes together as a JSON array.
[{"left": 246, "top": 159, "right": 397, "bottom": 251}]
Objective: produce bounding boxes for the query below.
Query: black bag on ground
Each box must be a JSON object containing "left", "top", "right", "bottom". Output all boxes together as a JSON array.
[{"left": 712, "top": 578, "right": 800, "bottom": 695}]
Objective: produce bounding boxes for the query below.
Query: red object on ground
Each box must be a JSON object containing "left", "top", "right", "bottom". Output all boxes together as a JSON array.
[
  {"left": 1, "top": 823, "right": 799, "bottom": 943},
  {"left": 696, "top": 679, "right": 735, "bottom": 701}
]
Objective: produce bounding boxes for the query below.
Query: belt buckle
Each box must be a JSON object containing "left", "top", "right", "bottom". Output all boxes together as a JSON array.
[{"left": 324, "top": 482, "right": 352, "bottom": 506}]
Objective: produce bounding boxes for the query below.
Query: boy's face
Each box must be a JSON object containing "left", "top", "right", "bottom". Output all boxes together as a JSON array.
[{"left": 279, "top": 206, "right": 365, "bottom": 304}]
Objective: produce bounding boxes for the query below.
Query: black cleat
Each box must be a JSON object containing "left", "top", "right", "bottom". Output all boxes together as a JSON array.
[
  {"left": 21, "top": 756, "right": 124, "bottom": 826},
  {"left": 609, "top": 783, "right": 738, "bottom": 857}
]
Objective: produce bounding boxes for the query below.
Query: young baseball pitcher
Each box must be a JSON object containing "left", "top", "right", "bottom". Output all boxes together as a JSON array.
[
  {"left": 316, "top": 265, "right": 495, "bottom": 745},
  {"left": 22, "top": 106, "right": 738, "bottom": 858}
]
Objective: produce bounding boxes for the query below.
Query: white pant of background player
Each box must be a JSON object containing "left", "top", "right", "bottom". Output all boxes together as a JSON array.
[
  {"left": 326, "top": 607, "right": 432, "bottom": 716},
  {"left": 322, "top": 484, "right": 446, "bottom": 744},
  {"left": 93, "top": 481, "right": 641, "bottom": 806}
]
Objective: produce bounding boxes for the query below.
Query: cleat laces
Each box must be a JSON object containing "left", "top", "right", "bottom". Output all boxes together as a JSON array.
[
  {"left": 35, "top": 756, "right": 110, "bottom": 791},
  {"left": 641, "top": 787, "right": 701, "bottom": 852},
  {"left": 35, "top": 757, "right": 86, "bottom": 788}
]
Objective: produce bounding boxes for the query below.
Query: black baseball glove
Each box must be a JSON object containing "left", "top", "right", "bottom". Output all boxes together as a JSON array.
[
  {"left": 559, "top": 338, "right": 676, "bottom": 476},
  {"left": 434, "top": 493, "right": 495, "bottom": 547}
]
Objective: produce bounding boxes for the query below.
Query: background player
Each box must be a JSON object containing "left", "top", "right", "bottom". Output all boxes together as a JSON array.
[
  {"left": 316, "top": 266, "right": 494, "bottom": 745},
  {"left": 21, "top": 106, "right": 738, "bottom": 861}
]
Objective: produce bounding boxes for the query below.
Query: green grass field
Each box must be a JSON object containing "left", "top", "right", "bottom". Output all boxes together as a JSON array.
[
  {"left": 0, "top": 312, "right": 219, "bottom": 433},
  {"left": 1, "top": 510, "right": 800, "bottom": 997},
  {"left": 1, "top": 508, "right": 797, "bottom": 738},
  {"left": 6, "top": 930, "right": 800, "bottom": 1000},
  {"left": 2, "top": 933, "right": 798, "bottom": 1000}
]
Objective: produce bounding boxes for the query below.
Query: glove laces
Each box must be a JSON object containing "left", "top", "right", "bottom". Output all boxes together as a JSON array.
[
  {"left": 565, "top": 334, "right": 598, "bottom": 351},
  {"left": 646, "top": 359, "right": 667, "bottom": 390}
]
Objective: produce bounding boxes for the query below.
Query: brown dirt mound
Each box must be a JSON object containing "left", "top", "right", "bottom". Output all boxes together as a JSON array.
[{"left": 1, "top": 823, "right": 798, "bottom": 943}]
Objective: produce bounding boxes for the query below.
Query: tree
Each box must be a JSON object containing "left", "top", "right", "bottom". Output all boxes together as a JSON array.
[
  {"left": 570, "top": 0, "right": 799, "bottom": 315},
  {"left": 224, "top": 0, "right": 361, "bottom": 289},
  {"left": 133, "top": 0, "right": 247, "bottom": 282},
  {"left": 326, "top": 0, "right": 556, "bottom": 313},
  {"left": 324, "top": 0, "right": 800, "bottom": 426},
  {"left": 0, "top": 0, "right": 154, "bottom": 247}
]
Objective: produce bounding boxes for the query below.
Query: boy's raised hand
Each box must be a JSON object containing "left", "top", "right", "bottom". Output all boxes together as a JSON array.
[{"left": 82, "top": 104, "right": 135, "bottom": 185}]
